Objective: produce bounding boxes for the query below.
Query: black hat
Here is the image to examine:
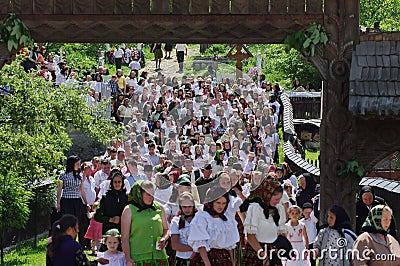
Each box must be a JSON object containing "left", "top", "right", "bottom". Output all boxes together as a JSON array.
[
  {"left": 232, "top": 163, "right": 243, "bottom": 171},
  {"left": 203, "top": 164, "right": 212, "bottom": 170},
  {"left": 275, "top": 166, "right": 284, "bottom": 172}
]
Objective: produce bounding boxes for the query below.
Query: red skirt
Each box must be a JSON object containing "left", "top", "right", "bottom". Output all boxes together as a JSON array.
[
  {"left": 84, "top": 218, "right": 102, "bottom": 240},
  {"left": 191, "top": 248, "right": 232, "bottom": 266}
]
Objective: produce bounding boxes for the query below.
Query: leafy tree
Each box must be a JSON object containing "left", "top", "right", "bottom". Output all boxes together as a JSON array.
[
  {"left": 245, "top": 44, "right": 321, "bottom": 90},
  {"left": 360, "top": 0, "right": 400, "bottom": 31},
  {"left": 0, "top": 59, "right": 117, "bottom": 262},
  {"left": 46, "top": 43, "right": 106, "bottom": 76}
]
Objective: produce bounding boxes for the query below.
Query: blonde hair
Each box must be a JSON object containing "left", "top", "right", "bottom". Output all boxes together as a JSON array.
[{"left": 288, "top": 205, "right": 302, "bottom": 215}]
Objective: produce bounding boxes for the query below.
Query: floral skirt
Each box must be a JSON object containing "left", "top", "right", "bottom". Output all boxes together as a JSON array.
[
  {"left": 241, "top": 243, "right": 282, "bottom": 266},
  {"left": 191, "top": 248, "right": 232, "bottom": 266}
]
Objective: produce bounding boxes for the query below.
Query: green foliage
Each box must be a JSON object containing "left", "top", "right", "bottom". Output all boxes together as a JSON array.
[
  {"left": 360, "top": 0, "right": 400, "bottom": 31},
  {"left": 46, "top": 43, "right": 106, "bottom": 75},
  {"left": 338, "top": 160, "right": 366, "bottom": 180},
  {"left": 0, "top": 13, "right": 33, "bottom": 51},
  {"left": 245, "top": 44, "right": 322, "bottom": 89},
  {"left": 284, "top": 23, "right": 328, "bottom": 57},
  {"left": 203, "top": 44, "right": 231, "bottom": 56},
  {"left": 0, "top": 59, "right": 117, "bottom": 233}
]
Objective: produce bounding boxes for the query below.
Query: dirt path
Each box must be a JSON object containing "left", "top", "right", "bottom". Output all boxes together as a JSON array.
[{"left": 141, "top": 45, "right": 198, "bottom": 78}]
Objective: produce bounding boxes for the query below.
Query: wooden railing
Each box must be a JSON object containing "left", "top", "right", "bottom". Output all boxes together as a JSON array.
[{"left": 1, "top": 0, "right": 323, "bottom": 15}]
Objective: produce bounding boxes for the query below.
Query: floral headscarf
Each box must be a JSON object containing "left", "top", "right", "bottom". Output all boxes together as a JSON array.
[
  {"left": 248, "top": 177, "right": 281, "bottom": 203},
  {"left": 362, "top": 205, "right": 391, "bottom": 236},
  {"left": 203, "top": 185, "right": 230, "bottom": 221},
  {"left": 240, "top": 177, "right": 282, "bottom": 225},
  {"left": 128, "top": 180, "right": 156, "bottom": 212}
]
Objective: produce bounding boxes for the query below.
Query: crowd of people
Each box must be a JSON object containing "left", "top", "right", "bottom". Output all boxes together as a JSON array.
[{"left": 40, "top": 45, "right": 399, "bottom": 266}]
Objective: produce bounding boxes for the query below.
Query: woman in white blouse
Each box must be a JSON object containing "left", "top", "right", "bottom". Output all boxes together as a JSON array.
[
  {"left": 170, "top": 192, "right": 196, "bottom": 266},
  {"left": 188, "top": 186, "right": 239, "bottom": 266},
  {"left": 240, "top": 176, "right": 286, "bottom": 266}
]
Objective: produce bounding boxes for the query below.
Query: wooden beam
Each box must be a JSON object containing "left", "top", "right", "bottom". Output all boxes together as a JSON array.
[{"left": 15, "top": 14, "right": 322, "bottom": 43}]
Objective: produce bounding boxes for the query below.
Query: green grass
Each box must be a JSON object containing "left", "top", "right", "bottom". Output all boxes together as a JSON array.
[
  {"left": 2, "top": 237, "right": 47, "bottom": 266},
  {"left": 1, "top": 236, "right": 97, "bottom": 266}
]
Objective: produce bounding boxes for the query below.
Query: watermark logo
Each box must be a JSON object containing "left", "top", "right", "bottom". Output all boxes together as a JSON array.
[
  {"left": 336, "top": 237, "right": 347, "bottom": 248},
  {"left": 256, "top": 243, "right": 397, "bottom": 262}
]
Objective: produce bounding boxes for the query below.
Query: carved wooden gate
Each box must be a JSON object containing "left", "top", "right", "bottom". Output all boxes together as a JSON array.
[{"left": 1, "top": 0, "right": 367, "bottom": 224}]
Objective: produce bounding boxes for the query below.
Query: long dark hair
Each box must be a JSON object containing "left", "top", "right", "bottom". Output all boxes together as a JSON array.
[
  {"left": 65, "top": 155, "right": 81, "bottom": 180},
  {"left": 47, "top": 214, "right": 78, "bottom": 258}
]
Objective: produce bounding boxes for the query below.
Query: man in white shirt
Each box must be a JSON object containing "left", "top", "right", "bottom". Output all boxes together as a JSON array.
[
  {"left": 175, "top": 44, "right": 188, "bottom": 73},
  {"left": 94, "top": 158, "right": 111, "bottom": 197},
  {"left": 113, "top": 44, "right": 124, "bottom": 71}
]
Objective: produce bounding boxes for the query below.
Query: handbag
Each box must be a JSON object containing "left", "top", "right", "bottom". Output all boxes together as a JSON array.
[{"left": 272, "top": 235, "right": 293, "bottom": 259}]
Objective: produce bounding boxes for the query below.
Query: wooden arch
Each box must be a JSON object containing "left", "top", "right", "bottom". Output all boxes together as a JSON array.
[{"left": 1, "top": 0, "right": 369, "bottom": 224}]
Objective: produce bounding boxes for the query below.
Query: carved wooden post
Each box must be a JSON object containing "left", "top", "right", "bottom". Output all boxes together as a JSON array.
[{"left": 308, "top": 0, "right": 360, "bottom": 225}]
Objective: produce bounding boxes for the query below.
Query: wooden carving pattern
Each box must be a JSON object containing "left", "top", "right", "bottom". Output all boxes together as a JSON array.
[
  {"left": 306, "top": 0, "right": 322, "bottom": 14},
  {"left": 269, "top": 0, "right": 287, "bottom": 14},
  {"left": 151, "top": 0, "right": 170, "bottom": 14},
  {"left": 171, "top": 0, "right": 189, "bottom": 14},
  {"left": 190, "top": 0, "right": 209, "bottom": 14},
  {"left": 231, "top": 0, "right": 249, "bottom": 14},
  {"left": 13, "top": 0, "right": 33, "bottom": 14},
  {"left": 133, "top": 0, "right": 148, "bottom": 14},
  {"left": 210, "top": 0, "right": 230, "bottom": 14},
  {"left": 356, "top": 118, "right": 400, "bottom": 170},
  {"left": 54, "top": 0, "right": 72, "bottom": 14},
  {"left": 73, "top": 0, "right": 93, "bottom": 14},
  {"left": 33, "top": 0, "right": 53, "bottom": 14},
  {"left": 94, "top": 0, "right": 113, "bottom": 14},
  {"left": 15, "top": 14, "right": 321, "bottom": 43},
  {"left": 308, "top": 0, "right": 360, "bottom": 225},
  {"left": 288, "top": 0, "right": 305, "bottom": 14},
  {"left": 0, "top": 1, "right": 10, "bottom": 14},
  {"left": 115, "top": 0, "right": 132, "bottom": 14}
]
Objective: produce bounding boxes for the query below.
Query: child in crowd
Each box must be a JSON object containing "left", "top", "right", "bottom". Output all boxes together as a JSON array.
[
  {"left": 85, "top": 202, "right": 103, "bottom": 256},
  {"left": 96, "top": 228, "right": 126, "bottom": 266},
  {"left": 285, "top": 205, "right": 310, "bottom": 266},
  {"left": 300, "top": 202, "right": 318, "bottom": 266}
]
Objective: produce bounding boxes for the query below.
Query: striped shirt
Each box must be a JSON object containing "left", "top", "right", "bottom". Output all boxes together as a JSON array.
[{"left": 60, "top": 172, "right": 82, "bottom": 199}]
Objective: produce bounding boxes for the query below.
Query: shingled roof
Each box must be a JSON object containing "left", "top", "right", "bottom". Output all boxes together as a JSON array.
[{"left": 349, "top": 33, "right": 400, "bottom": 116}]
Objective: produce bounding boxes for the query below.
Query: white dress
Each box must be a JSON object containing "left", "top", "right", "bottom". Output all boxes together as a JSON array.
[
  {"left": 170, "top": 216, "right": 193, "bottom": 259},
  {"left": 188, "top": 211, "right": 239, "bottom": 252},
  {"left": 96, "top": 251, "right": 126, "bottom": 266},
  {"left": 285, "top": 221, "right": 310, "bottom": 266}
]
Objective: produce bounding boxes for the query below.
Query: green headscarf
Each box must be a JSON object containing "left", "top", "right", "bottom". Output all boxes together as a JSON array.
[
  {"left": 127, "top": 180, "right": 156, "bottom": 212},
  {"left": 362, "top": 204, "right": 390, "bottom": 236},
  {"left": 214, "top": 150, "right": 224, "bottom": 165}
]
